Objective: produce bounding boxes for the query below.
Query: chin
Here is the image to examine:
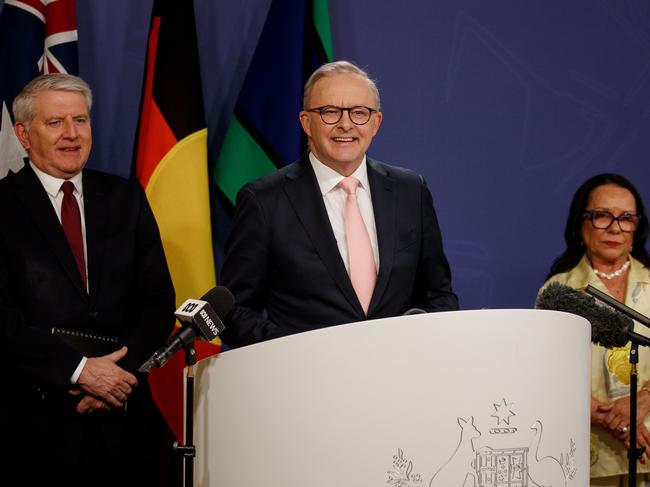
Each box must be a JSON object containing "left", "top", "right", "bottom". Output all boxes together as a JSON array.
[
  {"left": 333, "top": 152, "right": 363, "bottom": 165},
  {"left": 58, "top": 163, "right": 85, "bottom": 175},
  {"left": 597, "top": 251, "right": 628, "bottom": 262}
]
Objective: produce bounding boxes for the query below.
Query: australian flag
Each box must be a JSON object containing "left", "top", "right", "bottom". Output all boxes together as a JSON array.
[{"left": 0, "top": 0, "right": 78, "bottom": 178}]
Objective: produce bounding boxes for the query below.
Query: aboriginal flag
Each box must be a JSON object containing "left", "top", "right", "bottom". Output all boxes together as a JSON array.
[{"left": 134, "top": 0, "right": 217, "bottom": 443}]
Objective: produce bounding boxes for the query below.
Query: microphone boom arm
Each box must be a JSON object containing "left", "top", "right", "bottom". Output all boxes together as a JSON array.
[{"left": 585, "top": 285, "right": 650, "bottom": 329}]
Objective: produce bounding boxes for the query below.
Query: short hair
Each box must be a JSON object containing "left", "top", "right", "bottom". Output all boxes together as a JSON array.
[
  {"left": 13, "top": 73, "right": 93, "bottom": 126},
  {"left": 303, "top": 60, "right": 381, "bottom": 110},
  {"left": 546, "top": 173, "right": 650, "bottom": 279}
]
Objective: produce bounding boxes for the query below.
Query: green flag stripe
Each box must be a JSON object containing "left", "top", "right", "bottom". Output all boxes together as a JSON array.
[
  {"left": 213, "top": 0, "right": 334, "bottom": 205},
  {"left": 214, "top": 116, "right": 277, "bottom": 205},
  {"left": 313, "top": 0, "right": 334, "bottom": 62}
]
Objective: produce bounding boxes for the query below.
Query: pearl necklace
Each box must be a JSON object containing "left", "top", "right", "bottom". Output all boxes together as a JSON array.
[{"left": 592, "top": 260, "right": 630, "bottom": 280}]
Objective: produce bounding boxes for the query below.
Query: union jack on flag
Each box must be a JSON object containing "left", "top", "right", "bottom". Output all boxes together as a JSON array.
[{"left": 0, "top": 0, "right": 78, "bottom": 178}]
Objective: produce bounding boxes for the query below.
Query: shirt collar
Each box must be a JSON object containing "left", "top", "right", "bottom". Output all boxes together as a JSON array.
[
  {"left": 629, "top": 255, "right": 650, "bottom": 284},
  {"left": 30, "top": 161, "right": 83, "bottom": 197},
  {"left": 308, "top": 152, "right": 369, "bottom": 196}
]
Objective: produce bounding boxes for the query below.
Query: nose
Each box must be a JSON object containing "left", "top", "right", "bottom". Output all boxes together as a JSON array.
[
  {"left": 337, "top": 109, "right": 353, "bottom": 129},
  {"left": 606, "top": 219, "right": 622, "bottom": 234},
  {"left": 62, "top": 116, "right": 78, "bottom": 139}
]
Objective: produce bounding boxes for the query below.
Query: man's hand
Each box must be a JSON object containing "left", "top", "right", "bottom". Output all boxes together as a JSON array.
[
  {"left": 76, "top": 346, "right": 137, "bottom": 408},
  {"left": 68, "top": 388, "right": 111, "bottom": 414}
]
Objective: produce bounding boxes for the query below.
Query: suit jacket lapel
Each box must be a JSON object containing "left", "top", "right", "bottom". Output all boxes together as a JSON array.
[
  {"left": 82, "top": 170, "right": 107, "bottom": 303},
  {"left": 367, "top": 158, "right": 396, "bottom": 314},
  {"left": 283, "top": 155, "right": 362, "bottom": 313},
  {"left": 14, "top": 166, "right": 88, "bottom": 300}
]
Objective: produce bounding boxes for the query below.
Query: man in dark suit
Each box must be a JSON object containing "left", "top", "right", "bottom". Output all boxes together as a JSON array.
[
  {"left": 0, "top": 74, "right": 175, "bottom": 485},
  {"left": 220, "top": 61, "right": 458, "bottom": 348}
]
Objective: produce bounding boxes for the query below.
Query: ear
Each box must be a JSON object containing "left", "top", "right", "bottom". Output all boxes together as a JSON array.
[
  {"left": 371, "top": 110, "right": 383, "bottom": 135},
  {"left": 299, "top": 111, "right": 312, "bottom": 138},
  {"left": 14, "top": 123, "right": 31, "bottom": 150}
]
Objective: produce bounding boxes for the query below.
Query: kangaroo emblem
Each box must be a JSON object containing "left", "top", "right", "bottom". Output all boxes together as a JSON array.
[{"left": 430, "top": 416, "right": 481, "bottom": 487}]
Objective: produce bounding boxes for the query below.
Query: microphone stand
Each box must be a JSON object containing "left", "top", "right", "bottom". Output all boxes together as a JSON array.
[
  {"left": 628, "top": 343, "right": 643, "bottom": 487},
  {"left": 586, "top": 285, "right": 648, "bottom": 487},
  {"left": 173, "top": 341, "right": 197, "bottom": 487}
]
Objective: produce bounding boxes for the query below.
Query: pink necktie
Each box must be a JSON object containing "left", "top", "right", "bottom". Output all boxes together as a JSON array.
[
  {"left": 339, "top": 176, "right": 377, "bottom": 314},
  {"left": 60, "top": 181, "right": 87, "bottom": 288}
]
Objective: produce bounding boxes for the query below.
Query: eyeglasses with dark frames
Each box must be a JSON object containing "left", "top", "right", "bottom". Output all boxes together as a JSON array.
[
  {"left": 305, "top": 105, "right": 377, "bottom": 125},
  {"left": 583, "top": 209, "right": 640, "bottom": 233}
]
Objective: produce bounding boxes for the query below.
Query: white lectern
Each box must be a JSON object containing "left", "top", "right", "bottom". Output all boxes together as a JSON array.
[{"left": 193, "top": 309, "right": 590, "bottom": 487}]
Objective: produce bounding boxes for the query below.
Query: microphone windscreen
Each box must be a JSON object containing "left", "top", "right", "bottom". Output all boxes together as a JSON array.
[
  {"left": 536, "top": 282, "right": 632, "bottom": 348},
  {"left": 201, "top": 286, "right": 235, "bottom": 318}
]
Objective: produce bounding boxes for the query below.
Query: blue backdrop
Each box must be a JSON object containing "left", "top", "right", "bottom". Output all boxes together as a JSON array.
[{"left": 3, "top": 0, "right": 649, "bottom": 310}]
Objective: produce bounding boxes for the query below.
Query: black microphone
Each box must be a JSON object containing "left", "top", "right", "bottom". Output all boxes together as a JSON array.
[
  {"left": 535, "top": 282, "right": 650, "bottom": 348},
  {"left": 138, "top": 286, "right": 234, "bottom": 373}
]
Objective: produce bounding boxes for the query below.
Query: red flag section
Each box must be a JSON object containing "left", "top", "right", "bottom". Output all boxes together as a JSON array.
[{"left": 135, "top": 17, "right": 176, "bottom": 189}]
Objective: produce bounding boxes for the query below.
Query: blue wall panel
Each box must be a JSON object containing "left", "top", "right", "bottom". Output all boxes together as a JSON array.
[{"left": 2, "top": 0, "right": 648, "bottom": 310}]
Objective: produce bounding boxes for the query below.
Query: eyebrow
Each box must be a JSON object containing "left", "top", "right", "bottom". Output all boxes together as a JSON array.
[
  {"left": 44, "top": 114, "right": 89, "bottom": 121},
  {"left": 589, "top": 207, "right": 637, "bottom": 214}
]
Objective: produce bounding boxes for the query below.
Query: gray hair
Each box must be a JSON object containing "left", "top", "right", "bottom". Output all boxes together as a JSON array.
[
  {"left": 303, "top": 60, "right": 381, "bottom": 110},
  {"left": 13, "top": 73, "right": 93, "bottom": 126}
]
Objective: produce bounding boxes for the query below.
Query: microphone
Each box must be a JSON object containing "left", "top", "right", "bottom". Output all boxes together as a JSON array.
[
  {"left": 535, "top": 282, "right": 650, "bottom": 348},
  {"left": 403, "top": 308, "right": 427, "bottom": 315},
  {"left": 138, "top": 286, "right": 235, "bottom": 373}
]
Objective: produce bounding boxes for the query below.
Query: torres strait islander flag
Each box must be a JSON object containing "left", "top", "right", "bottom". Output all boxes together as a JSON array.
[
  {"left": 134, "top": 0, "right": 217, "bottom": 442},
  {"left": 0, "top": 0, "right": 78, "bottom": 178},
  {"left": 213, "top": 0, "right": 334, "bottom": 206}
]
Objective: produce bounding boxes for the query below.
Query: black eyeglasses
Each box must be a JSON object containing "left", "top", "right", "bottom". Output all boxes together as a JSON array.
[
  {"left": 583, "top": 209, "right": 640, "bottom": 232},
  {"left": 305, "top": 105, "right": 377, "bottom": 125}
]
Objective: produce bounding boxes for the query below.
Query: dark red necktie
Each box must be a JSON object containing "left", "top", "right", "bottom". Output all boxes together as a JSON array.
[{"left": 60, "top": 181, "right": 87, "bottom": 288}]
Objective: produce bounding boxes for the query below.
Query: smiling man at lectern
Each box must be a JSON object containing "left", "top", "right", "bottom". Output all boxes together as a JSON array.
[{"left": 219, "top": 61, "right": 458, "bottom": 348}]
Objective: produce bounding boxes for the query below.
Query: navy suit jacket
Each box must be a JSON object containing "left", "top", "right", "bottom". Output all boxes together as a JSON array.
[
  {"left": 0, "top": 165, "right": 175, "bottom": 473},
  {"left": 220, "top": 154, "right": 458, "bottom": 348}
]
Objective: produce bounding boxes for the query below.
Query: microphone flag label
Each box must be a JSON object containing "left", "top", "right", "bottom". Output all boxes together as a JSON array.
[
  {"left": 174, "top": 298, "right": 205, "bottom": 320},
  {"left": 197, "top": 307, "right": 224, "bottom": 340},
  {"left": 174, "top": 298, "right": 224, "bottom": 343}
]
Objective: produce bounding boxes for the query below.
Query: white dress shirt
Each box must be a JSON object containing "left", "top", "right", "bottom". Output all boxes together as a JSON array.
[{"left": 309, "top": 152, "right": 380, "bottom": 273}]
